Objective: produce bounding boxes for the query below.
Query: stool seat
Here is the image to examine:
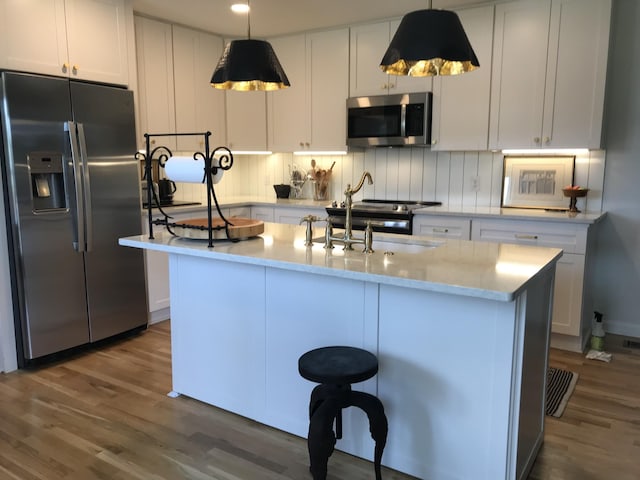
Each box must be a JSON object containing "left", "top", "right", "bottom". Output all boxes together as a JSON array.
[{"left": 298, "top": 346, "right": 378, "bottom": 385}]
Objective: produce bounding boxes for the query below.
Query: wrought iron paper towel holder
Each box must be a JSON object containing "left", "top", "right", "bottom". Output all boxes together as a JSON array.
[{"left": 136, "top": 131, "right": 234, "bottom": 248}]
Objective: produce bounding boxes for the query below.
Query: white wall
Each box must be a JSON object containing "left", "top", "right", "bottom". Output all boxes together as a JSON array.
[{"left": 594, "top": 0, "right": 640, "bottom": 337}]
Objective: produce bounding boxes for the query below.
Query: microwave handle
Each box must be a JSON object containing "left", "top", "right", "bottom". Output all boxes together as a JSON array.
[{"left": 400, "top": 104, "right": 407, "bottom": 137}]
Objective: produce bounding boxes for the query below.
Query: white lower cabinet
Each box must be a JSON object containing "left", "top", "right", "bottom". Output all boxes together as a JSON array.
[
  {"left": 251, "top": 206, "right": 275, "bottom": 223},
  {"left": 274, "top": 206, "right": 326, "bottom": 225},
  {"left": 142, "top": 212, "right": 171, "bottom": 321},
  {"left": 551, "top": 253, "right": 585, "bottom": 337},
  {"left": 415, "top": 214, "right": 595, "bottom": 351},
  {"left": 413, "top": 216, "right": 471, "bottom": 240},
  {"left": 471, "top": 218, "right": 594, "bottom": 352},
  {"left": 143, "top": 208, "right": 229, "bottom": 322}
]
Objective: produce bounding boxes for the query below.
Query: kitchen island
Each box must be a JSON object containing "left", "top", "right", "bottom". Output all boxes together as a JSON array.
[{"left": 120, "top": 223, "right": 561, "bottom": 480}]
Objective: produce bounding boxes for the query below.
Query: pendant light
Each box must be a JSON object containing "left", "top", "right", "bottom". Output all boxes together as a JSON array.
[
  {"left": 380, "top": 1, "right": 479, "bottom": 76},
  {"left": 211, "top": 1, "right": 290, "bottom": 91}
]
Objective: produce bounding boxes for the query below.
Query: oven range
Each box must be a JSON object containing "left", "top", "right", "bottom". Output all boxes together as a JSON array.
[{"left": 325, "top": 199, "right": 442, "bottom": 235}]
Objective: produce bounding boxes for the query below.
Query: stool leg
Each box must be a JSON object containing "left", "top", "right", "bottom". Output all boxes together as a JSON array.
[
  {"left": 309, "top": 384, "right": 326, "bottom": 419},
  {"left": 348, "top": 392, "right": 388, "bottom": 480},
  {"left": 309, "top": 384, "right": 347, "bottom": 439},
  {"left": 307, "top": 396, "right": 340, "bottom": 480}
]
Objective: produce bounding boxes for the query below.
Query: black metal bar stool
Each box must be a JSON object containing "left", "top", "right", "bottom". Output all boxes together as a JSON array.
[{"left": 298, "top": 346, "right": 388, "bottom": 480}]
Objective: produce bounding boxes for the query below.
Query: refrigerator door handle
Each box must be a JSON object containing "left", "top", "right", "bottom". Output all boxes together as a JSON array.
[
  {"left": 66, "top": 121, "right": 85, "bottom": 252},
  {"left": 77, "top": 123, "right": 93, "bottom": 252}
]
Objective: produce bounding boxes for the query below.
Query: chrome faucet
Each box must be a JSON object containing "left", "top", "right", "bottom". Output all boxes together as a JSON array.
[{"left": 325, "top": 171, "right": 374, "bottom": 251}]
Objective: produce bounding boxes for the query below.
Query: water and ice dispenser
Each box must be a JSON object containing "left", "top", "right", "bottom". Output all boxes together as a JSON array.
[{"left": 28, "top": 153, "right": 67, "bottom": 212}]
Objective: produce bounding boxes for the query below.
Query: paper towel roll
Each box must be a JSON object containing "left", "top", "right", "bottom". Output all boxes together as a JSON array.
[{"left": 165, "top": 156, "right": 224, "bottom": 184}]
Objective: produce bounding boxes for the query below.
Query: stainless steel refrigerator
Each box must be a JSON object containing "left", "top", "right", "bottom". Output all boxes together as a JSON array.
[{"left": 0, "top": 72, "right": 147, "bottom": 367}]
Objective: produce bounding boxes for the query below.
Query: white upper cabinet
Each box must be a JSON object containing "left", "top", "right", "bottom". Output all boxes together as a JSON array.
[
  {"left": 134, "top": 16, "right": 176, "bottom": 150},
  {"left": 267, "top": 34, "right": 308, "bottom": 153},
  {"left": 172, "top": 26, "right": 227, "bottom": 152},
  {"left": 542, "top": 0, "right": 611, "bottom": 149},
  {"left": 135, "top": 19, "right": 227, "bottom": 153},
  {"left": 349, "top": 20, "right": 431, "bottom": 97},
  {"left": 224, "top": 38, "right": 268, "bottom": 153},
  {"left": 268, "top": 28, "right": 349, "bottom": 152},
  {"left": 489, "top": 0, "right": 551, "bottom": 150},
  {"left": 489, "top": 0, "right": 611, "bottom": 150},
  {"left": 226, "top": 89, "right": 268, "bottom": 152},
  {"left": 0, "top": 0, "right": 129, "bottom": 86},
  {"left": 307, "top": 29, "right": 349, "bottom": 151},
  {"left": 431, "top": 5, "right": 494, "bottom": 151},
  {"left": 64, "top": 0, "right": 129, "bottom": 85}
]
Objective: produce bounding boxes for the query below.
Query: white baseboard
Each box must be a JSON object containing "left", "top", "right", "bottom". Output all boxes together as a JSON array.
[
  {"left": 149, "top": 307, "right": 170, "bottom": 325},
  {"left": 606, "top": 320, "right": 640, "bottom": 339}
]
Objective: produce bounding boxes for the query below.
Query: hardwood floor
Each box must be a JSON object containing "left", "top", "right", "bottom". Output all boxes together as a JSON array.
[
  {"left": 0, "top": 322, "right": 638, "bottom": 479},
  {"left": 529, "top": 336, "right": 640, "bottom": 480}
]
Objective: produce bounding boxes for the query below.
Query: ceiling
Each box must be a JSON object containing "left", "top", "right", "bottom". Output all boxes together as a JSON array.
[{"left": 131, "top": 0, "right": 485, "bottom": 38}]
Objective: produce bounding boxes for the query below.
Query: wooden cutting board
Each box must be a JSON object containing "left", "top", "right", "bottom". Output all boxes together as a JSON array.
[{"left": 172, "top": 217, "right": 264, "bottom": 240}]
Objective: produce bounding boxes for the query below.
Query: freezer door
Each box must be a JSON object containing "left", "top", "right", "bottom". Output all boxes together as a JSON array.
[
  {"left": 1, "top": 73, "right": 90, "bottom": 360},
  {"left": 69, "top": 82, "right": 148, "bottom": 341}
]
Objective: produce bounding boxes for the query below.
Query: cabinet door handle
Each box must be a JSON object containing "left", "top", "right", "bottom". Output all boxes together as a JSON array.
[
  {"left": 534, "top": 137, "right": 541, "bottom": 144},
  {"left": 515, "top": 234, "right": 538, "bottom": 240},
  {"left": 543, "top": 136, "right": 551, "bottom": 144},
  {"left": 433, "top": 228, "right": 449, "bottom": 233},
  {"left": 72, "top": 64, "right": 79, "bottom": 73}
]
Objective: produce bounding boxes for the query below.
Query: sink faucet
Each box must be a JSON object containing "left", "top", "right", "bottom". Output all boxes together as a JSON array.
[
  {"left": 326, "top": 171, "right": 373, "bottom": 251},
  {"left": 344, "top": 171, "right": 373, "bottom": 242}
]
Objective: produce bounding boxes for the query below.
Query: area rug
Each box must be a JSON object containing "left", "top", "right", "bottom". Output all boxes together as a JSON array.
[{"left": 545, "top": 367, "right": 579, "bottom": 417}]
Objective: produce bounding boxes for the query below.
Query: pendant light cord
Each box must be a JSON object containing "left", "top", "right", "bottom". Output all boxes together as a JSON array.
[{"left": 247, "top": 0, "right": 251, "bottom": 39}]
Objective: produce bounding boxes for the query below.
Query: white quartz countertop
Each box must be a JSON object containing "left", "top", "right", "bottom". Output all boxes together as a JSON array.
[
  {"left": 120, "top": 223, "right": 562, "bottom": 302},
  {"left": 413, "top": 205, "right": 605, "bottom": 224},
  {"left": 146, "top": 195, "right": 605, "bottom": 224}
]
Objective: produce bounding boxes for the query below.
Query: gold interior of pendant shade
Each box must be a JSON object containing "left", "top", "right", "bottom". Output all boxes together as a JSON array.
[
  {"left": 383, "top": 58, "right": 478, "bottom": 77},
  {"left": 211, "top": 79, "right": 289, "bottom": 92},
  {"left": 381, "top": 9, "right": 479, "bottom": 77}
]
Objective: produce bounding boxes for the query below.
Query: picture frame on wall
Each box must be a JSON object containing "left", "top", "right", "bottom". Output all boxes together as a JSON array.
[{"left": 501, "top": 156, "right": 575, "bottom": 209}]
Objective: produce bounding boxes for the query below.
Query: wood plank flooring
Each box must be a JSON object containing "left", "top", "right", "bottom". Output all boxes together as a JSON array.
[{"left": 0, "top": 321, "right": 638, "bottom": 479}]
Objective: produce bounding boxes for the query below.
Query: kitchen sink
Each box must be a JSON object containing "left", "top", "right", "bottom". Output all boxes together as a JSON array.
[{"left": 311, "top": 236, "right": 443, "bottom": 253}]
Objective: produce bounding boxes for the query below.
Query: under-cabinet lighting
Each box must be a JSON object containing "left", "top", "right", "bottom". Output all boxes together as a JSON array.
[
  {"left": 231, "top": 150, "right": 273, "bottom": 155},
  {"left": 501, "top": 148, "right": 589, "bottom": 156},
  {"left": 230, "top": 3, "right": 250, "bottom": 13},
  {"left": 293, "top": 151, "right": 347, "bottom": 156}
]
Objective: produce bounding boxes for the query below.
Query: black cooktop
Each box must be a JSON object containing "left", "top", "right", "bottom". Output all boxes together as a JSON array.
[{"left": 329, "top": 199, "right": 442, "bottom": 214}]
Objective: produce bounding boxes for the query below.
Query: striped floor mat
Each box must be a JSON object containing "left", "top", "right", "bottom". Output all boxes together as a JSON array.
[{"left": 546, "top": 367, "right": 579, "bottom": 417}]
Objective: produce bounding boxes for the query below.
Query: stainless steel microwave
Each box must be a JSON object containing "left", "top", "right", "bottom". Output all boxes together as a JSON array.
[{"left": 346, "top": 92, "right": 432, "bottom": 148}]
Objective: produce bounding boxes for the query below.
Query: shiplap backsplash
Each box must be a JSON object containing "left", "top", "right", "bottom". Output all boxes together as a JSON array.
[{"left": 172, "top": 148, "right": 606, "bottom": 214}]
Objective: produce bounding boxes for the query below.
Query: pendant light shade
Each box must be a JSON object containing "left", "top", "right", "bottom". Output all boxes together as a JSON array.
[
  {"left": 211, "top": 1, "right": 289, "bottom": 91},
  {"left": 380, "top": 9, "right": 479, "bottom": 76},
  {"left": 211, "top": 39, "right": 290, "bottom": 91}
]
